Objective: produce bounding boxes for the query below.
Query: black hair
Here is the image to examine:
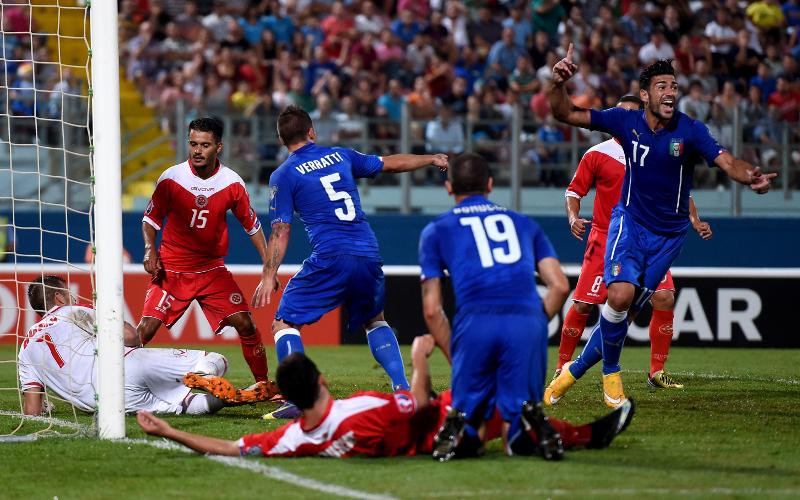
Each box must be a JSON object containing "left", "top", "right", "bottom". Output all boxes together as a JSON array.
[
  {"left": 188, "top": 117, "right": 224, "bottom": 143},
  {"left": 449, "top": 153, "right": 492, "bottom": 195},
  {"left": 639, "top": 59, "right": 676, "bottom": 91},
  {"left": 277, "top": 105, "right": 313, "bottom": 146},
  {"left": 27, "top": 275, "right": 67, "bottom": 315},
  {"left": 617, "top": 94, "right": 643, "bottom": 108},
  {"left": 276, "top": 353, "right": 321, "bottom": 410}
]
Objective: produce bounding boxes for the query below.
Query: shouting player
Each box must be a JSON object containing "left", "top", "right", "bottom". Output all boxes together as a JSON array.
[
  {"left": 137, "top": 117, "right": 272, "bottom": 388},
  {"left": 546, "top": 52, "right": 775, "bottom": 407},
  {"left": 260, "top": 105, "right": 448, "bottom": 418},
  {"left": 137, "top": 335, "right": 635, "bottom": 458},
  {"left": 419, "top": 153, "right": 588, "bottom": 461},
  {"left": 19, "top": 276, "right": 270, "bottom": 416},
  {"left": 556, "top": 95, "right": 713, "bottom": 390}
]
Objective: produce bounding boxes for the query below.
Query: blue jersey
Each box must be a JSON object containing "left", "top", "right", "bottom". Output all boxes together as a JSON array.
[
  {"left": 590, "top": 108, "right": 724, "bottom": 234},
  {"left": 419, "top": 195, "right": 557, "bottom": 311},
  {"left": 269, "top": 143, "right": 383, "bottom": 258}
]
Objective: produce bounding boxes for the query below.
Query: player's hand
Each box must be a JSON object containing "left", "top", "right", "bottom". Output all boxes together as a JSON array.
[
  {"left": 431, "top": 153, "right": 449, "bottom": 172},
  {"left": 692, "top": 220, "right": 713, "bottom": 240},
  {"left": 411, "top": 334, "right": 436, "bottom": 361},
  {"left": 253, "top": 275, "right": 281, "bottom": 307},
  {"left": 552, "top": 43, "right": 577, "bottom": 85},
  {"left": 136, "top": 410, "right": 171, "bottom": 436},
  {"left": 143, "top": 246, "right": 162, "bottom": 276},
  {"left": 569, "top": 217, "right": 590, "bottom": 240},
  {"left": 749, "top": 167, "right": 777, "bottom": 194}
]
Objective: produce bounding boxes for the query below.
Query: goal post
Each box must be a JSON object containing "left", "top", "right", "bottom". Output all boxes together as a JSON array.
[{"left": 90, "top": 0, "right": 125, "bottom": 439}]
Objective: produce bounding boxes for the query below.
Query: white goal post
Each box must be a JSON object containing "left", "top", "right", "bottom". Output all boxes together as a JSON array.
[{"left": 90, "top": 0, "right": 125, "bottom": 439}]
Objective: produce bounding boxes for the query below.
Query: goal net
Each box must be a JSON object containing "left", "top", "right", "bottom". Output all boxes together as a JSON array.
[{"left": 0, "top": 0, "right": 124, "bottom": 440}]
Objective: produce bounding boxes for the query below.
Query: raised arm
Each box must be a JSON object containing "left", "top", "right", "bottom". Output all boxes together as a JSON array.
[
  {"left": 258, "top": 222, "right": 291, "bottom": 306},
  {"left": 537, "top": 257, "right": 570, "bottom": 320},
  {"left": 547, "top": 43, "right": 591, "bottom": 128},
  {"left": 137, "top": 411, "right": 240, "bottom": 456},
  {"left": 713, "top": 151, "right": 776, "bottom": 194},
  {"left": 381, "top": 153, "right": 449, "bottom": 174},
  {"left": 142, "top": 222, "right": 161, "bottom": 276},
  {"left": 420, "top": 278, "right": 451, "bottom": 363}
]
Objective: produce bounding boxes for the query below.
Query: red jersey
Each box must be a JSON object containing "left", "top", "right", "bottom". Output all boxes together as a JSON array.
[
  {"left": 143, "top": 161, "right": 261, "bottom": 273},
  {"left": 565, "top": 139, "right": 626, "bottom": 233},
  {"left": 239, "top": 391, "right": 423, "bottom": 458}
]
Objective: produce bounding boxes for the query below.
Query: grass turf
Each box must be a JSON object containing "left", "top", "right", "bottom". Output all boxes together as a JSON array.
[{"left": 0, "top": 344, "right": 798, "bottom": 499}]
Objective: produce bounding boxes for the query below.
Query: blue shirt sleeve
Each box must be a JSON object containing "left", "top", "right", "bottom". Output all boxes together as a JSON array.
[
  {"left": 419, "top": 222, "right": 446, "bottom": 281},
  {"left": 589, "top": 107, "right": 629, "bottom": 139},
  {"left": 342, "top": 148, "right": 384, "bottom": 178},
  {"left": 690, "top": 119, "right": 725, "bottom": 166},
  {"left": 268, "top": 169, "right": 295, "bottom": 225},
  {"left": 529, "top": 219, "right": 557, "bottom": 264}
]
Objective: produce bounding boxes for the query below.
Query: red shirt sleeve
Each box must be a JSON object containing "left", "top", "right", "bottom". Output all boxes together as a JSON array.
[
  {"left": 142, "top": 177, "right": 172, "bottom": 230},
  {"left": 565, "top": 151, "right": 598, "bottom": 199},
  {"left": 229, "top": 182, "right": 261, "bottom": 236},
  {"left": 238, "top": 423, "right": 294, "bottom": 457}
]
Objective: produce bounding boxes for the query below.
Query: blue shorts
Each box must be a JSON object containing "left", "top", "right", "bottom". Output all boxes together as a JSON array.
[
  {"left": 604, "top": 207, "right": 687, "bottom": 291},
  {"left": 450, "top": 306, "right": 548, "bottom": 425},
  {"left": 276, "top": 254, "right": 385, "bottom": 332}
]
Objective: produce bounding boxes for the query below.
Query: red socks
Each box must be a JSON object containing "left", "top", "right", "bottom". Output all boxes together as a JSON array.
[
  {"left": 548, "top": 418, "right": 592, "bottom": 449},
  {"left": 649, "top": 309, "right": 674, "bottom": 377},
  {"left": 557, "top": 306, "right": 590, "bottom": 370},
  {"left": 239, "top": 329, "right": 269, "bottom": 382}
]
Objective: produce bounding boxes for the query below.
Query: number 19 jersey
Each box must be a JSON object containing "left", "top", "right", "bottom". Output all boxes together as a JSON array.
[
  {"left": 418, "top": 195, "right": 557, "bottom": 311},
  {"left": 268, "top": 142, "right": 383, "bottom": 259}
]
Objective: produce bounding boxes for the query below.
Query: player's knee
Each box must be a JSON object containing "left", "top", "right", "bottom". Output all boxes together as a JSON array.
[
  {"left": 191, "top": 352, "right": 228, "bottom": 377},
  {"left": 651, "top": 291, "right": 674, "bottom": 311},
  {"left": 606, "top": 284, "right": 634, "bottom": 310},
  {"left": 573, "top": 301, "right": 593, "bottom": 315},
  {"left": 271, "top": 319, "right": 294, "bottom": 335},
  {"left": 230, "top": 313, "right": 256, "bottom": 336}
]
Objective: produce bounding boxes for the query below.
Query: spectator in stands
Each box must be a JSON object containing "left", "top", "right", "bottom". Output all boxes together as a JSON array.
[
  {"left": 202, "top": 2, "right": 233, "bottom": 42},
  {"left": 487, "top": 27, "right": 526, "bottom": 78},
  {"left": 425, "top": 51, "right": 453, "bottom": 99},
  {"left": 620, "top": 1, "right": 653, "bottom": 47},
  {"left": 391, "top": 9, "right": 422, "bottom": 45},
  {"left": 583, "top": 31, "right": 608, "bottom": 74},
  {"left": 300, "top": 13, "right": 324, "bottom": 48},
  {"left": 571, "top": 63, "right": 599, "bottom": 99},
  {"left": 468, "top": 6, "right": 502, "bottom": 48},
  {"left": 750, "top": 61, "right": 777, "bottom": 103},
  {"left": 175, "top": 1, "right": 203, "bottom": 41},
  {"left": 125, "top": 21, "right": 159, "bottom": 80},
  {"left": 768, "top": 76, "right": 800, "bottom": 123},
  {"left": 455, "top": 45, "right": 486, "bottom": 93},
  {"left": 711, "top": 81, "right": 740, "bottom": 148},
  {"left": 407, "top": 76, "right": 437, "bottom": 120},
  {"left": 309, "top": 93, "right": 345, "bottom": 144},
  {"left": 406, "top": 33, "right": 434, "bottom": 76},
  {"left": 690, "top": 58, "right": 719, "bottom": 95},
  {"left": 352, "top": 78, "right": 377, "bottom": 117},
  {"left": 535, "top": 115, "right": 566, "bottom": 186},
  {"left": 609, "top": 34, "right": 636, "bottom": 74},
  {"left": 440, "top": 76, "right": 470, "bottom": 115},
  {"left": 528, "top": 30, "right": 550, "bottom": 72},
  {"left": 286, "top": 73, "right": 315, "bottom": 112},
  {"left": 599, "top": 56, "right": 627, "bottom": 106},
  {"left": 741, "top": 85, "right": 766, "bottom": 142},
  {"left": 238, "top": 6, "right": 267, "bottom": 46},
  {"left": 375, "top": 29, "right": 405, "bottom": 77},
  {"left": 355, "top": 1, "right": 387, "bottom": 34},
  {"left": 423, "top": 10, "right": 450, "bottom": 48},
  {"left": 638, "top": 29, "right": 675, "bottom": 66},
  {"left": 321, "top": 1, "right": 354, "bottom": 40},
  {"left": 558, "top": 5, "right": 589, "bottom": 45},
  {"left": 705, "top": 7, "right": 737, "bottom": 71},
  {"left": 509, "top": 56, "right": 539, "bottom": 105},
  {"left": 503, "top": 6, "right": 532, "bottom": 49},
  {"left": 746, "top": 0, "right": 785, "bottom": 45},
  {"left": 423, "top": 105, "right": 463, "bottom": 182},
  {"left": 531, "top": 0, "right": 566, "bottom": 45},
  {"left": 730, "top": 29, "right": 760, "bottom": 85},
  {"left": 264, "top": 0, "right": 295, "bottom": 46},
  {"left": 377, "top": 78, "right": 405, "bottom": 122},
  {"left": 443, "top": 1, "right": 468, "bottom": 49},
  {"left": 659, "top": 5, "right": 683, "bottom": 45},
  {"left": 337, "top": 95, "right": 368, "bottom": 147},
  {"left": 678, "top": 80, "right": 711, "bottom": 121}
]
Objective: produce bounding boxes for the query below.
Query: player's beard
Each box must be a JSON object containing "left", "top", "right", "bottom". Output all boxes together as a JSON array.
[
  {"left": 193, "top": 152, "right": 216, "bottom": 171},
  {"left": 649, "top": 101, "right": 673, "bottom": 122}
]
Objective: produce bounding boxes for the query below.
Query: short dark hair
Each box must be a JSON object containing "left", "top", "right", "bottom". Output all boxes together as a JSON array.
[
  {"left": 277, "top": 105, "right": 313, "bottom": 146},
  {"left": 639, "top": 59, "right": 675, "bottom": 91},
  {"left": 276, "top": 353, "right": 321, "bottom": 410},
  {"left": 188, "top": 117, "right": 224, "bottom": 142},
  {"left": 617, "top": 94, "right": 643, "bottom": 108},
  {"left": 27, "top": 275, "right": 67, "bottom": 315},
  {"left": 449, "top": 153, "right": 492, "bottom": 195}
]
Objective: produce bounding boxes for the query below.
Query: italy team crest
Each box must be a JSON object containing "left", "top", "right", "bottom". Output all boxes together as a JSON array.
[
  {"left": 611, "top": 263, "right": 622, "bottom": 277},
  {"left": 669, "top": 138, "right": 684, "bottom": 157}
]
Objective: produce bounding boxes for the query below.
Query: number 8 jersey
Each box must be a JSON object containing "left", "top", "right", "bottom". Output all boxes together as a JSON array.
[
  {"left": 419, "top": 195, "right": 557, "bottom": 310},
  {"left": 268, "top": 143, "right": 383, "bottom": 259}
]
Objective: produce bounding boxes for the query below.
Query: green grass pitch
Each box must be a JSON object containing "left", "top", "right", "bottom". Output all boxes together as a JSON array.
[{"left": 0, "top": 344, "right": 798, "bottom": 499}]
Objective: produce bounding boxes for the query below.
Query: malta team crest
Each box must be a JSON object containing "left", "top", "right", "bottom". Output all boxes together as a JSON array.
[
  {"left": 669, "top": 138, "right": 684, "bottom": 157},
  {"left": 195, "top": 194, "right": 208, "bottom": 208}
]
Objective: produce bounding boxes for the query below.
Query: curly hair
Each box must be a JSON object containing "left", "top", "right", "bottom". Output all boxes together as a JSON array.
[{"left": 639, "top": 59, "right": 675, "bottom": 91}]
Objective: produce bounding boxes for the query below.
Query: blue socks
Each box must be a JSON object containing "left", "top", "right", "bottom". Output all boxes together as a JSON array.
[
  {"left": 599, "top": 304, "right": 629, "bottom": 375},
  {"left": 366, "top": 322, "right": 410, "bottom": 390},
  {"left": 569, "top": 323, "right": 603, "bottom": 379},
  {"left": 274, "top": 328, "right": 304, "bottom": 362}
]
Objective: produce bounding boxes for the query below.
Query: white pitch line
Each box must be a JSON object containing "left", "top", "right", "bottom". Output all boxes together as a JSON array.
[
  {"left": 419, "top": 487, "right": 800, "bottom": 497},
  {"left": 0, "top": 409, "right": 90, "bottom": 432},
  {"left": 621, "top": 369, "right": 800, "bottom": 386}
]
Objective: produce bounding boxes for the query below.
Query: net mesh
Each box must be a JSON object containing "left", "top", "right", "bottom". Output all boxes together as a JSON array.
[{"left": 0, "top": 0, "right": 96, "bottom": 439}]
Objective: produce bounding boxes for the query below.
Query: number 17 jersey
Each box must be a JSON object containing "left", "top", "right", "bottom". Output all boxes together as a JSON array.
[{"left": 268, "top": 142, "right": 383, "bottom": 259}]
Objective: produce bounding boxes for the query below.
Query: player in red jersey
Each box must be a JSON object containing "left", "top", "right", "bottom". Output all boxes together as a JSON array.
[
  {"left": 555, "top": 96, "right": 713, "bottom": 389},
  {"left": 137, "top": 335, "right": 635, "bottom": 458},
  {"left": 136, "top": 117, "right": 273, "bottom": 387}
]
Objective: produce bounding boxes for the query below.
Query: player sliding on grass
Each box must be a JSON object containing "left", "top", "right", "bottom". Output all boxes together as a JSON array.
[
  {"left": 545, "top": 50, "right": 775, "bottom": 408},
  {"left": 19, "top": 276, "right": 275, "bottom": 416},
  {"left": 260, "top": 105, "right": 448, "bottom": 419},
  {"left": 137, "top": 335, "right": 635, "bottom": 458},
  {"left": 137, "top": 117, "right": 274, "bottom": 392},
  {"left": 556, "top": 95, "right": 713, "bottom": 390}
]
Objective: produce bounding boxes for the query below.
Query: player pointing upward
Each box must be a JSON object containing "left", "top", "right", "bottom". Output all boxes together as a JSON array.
[{"left": 546, "top": 48, "right": 775, "bottom": 408}]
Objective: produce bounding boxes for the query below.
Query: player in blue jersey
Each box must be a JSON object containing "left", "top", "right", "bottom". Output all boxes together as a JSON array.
[
  {"left": 545, "top": 49, "right": 776, "bottom": 408},
  {"left": 260, "top": 105, "right": 448, "bottom": 418},
  {"left": 418, "top": 152, "right": 606, "bottom": 461}
]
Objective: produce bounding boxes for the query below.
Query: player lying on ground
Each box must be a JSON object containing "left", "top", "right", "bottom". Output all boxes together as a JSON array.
[
  {"left": 546, "top": 50, "right": 775, "bottom": 408},
  {"left": 419, "top": 152, "right": 574, "bottom": 461},
  {"left": 20, "top": 275, "right": 276, "bottom": 416},
  {"left": 137, "top": 117, "right": 272, "bottom": 387},
  {"left": 556, "top": 94, "right": 713, "bottom": 391},
  {"left": 260, "top": 105, "right": 449, "bottom": 418},
  {"left": 137, "top": 335, "right": 635, "bottom": 458}
]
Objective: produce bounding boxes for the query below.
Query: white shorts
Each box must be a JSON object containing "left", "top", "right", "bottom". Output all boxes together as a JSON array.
[{"left": 123, "top": 347, "right": 207, "bottom": 414}]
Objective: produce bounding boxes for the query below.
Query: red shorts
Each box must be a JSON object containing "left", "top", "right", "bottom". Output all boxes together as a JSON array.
[
  {"left": 573, "top": 229, "right": 675, "bottom": 305},
  {"left": 141, "top": 266, "right": 249, "bottom": 333}
]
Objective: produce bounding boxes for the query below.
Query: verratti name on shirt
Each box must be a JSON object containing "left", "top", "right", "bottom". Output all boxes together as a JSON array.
[{"left": 294, "top": 151, "right": 346, "bottom": 174}]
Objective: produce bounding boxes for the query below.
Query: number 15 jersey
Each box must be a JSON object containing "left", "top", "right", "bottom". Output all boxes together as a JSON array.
[{"left": 268, "top": 143, "right": 383, "bottom": 259}]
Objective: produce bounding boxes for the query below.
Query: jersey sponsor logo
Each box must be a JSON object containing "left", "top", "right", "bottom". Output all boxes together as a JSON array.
[
  {"left": 229, "top": 293, "right": 243, "bottom": 305},
  {"left": 195, "top": 195, "right": 209, "bottom": 208},
  {"left": 669, "top": 138, "right": 684, "bottom": 157},
  {"left": 393, "top": 393, "right": 414, "bottom": 414},
  {"left": 171, "top": 348, "right": 188, "bottom": 357},
  {"left": 611, "top": 262, "right": 622, "bottom": 277},
  {"left": 190, "top": 186, "right": 215, "bottom": 192}
]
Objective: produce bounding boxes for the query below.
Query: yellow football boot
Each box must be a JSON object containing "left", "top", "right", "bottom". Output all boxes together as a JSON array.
[
  {"left": 544, "top": 362, "right": 576, "bottom": 406},
  {"left": 602, "top": 371, "right": 627, "bottom": 409}
]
